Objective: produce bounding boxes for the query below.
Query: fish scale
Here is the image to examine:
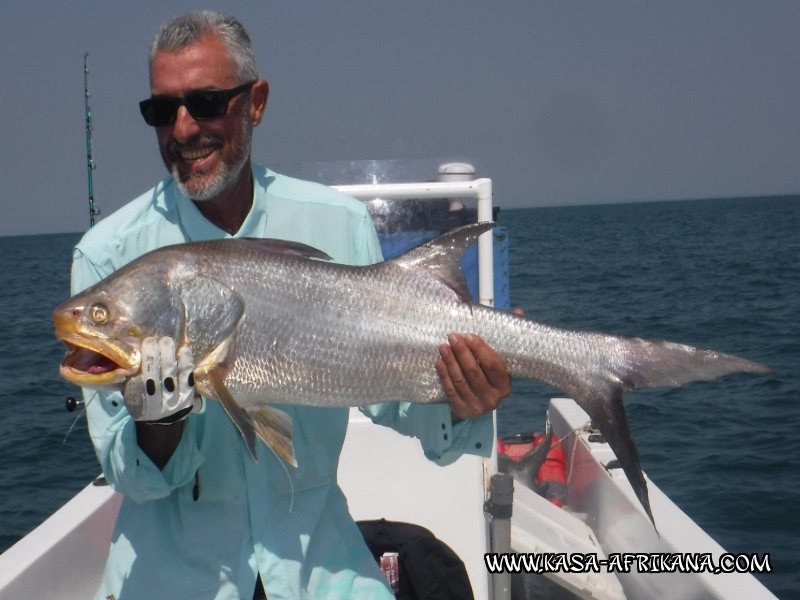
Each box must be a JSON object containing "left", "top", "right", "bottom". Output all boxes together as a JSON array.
[{"left": 228, "top": 256, "right": 453, "bottom": 407}]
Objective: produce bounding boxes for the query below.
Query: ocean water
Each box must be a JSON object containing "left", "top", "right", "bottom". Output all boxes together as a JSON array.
[
  {"left": 496, "top": 196, "right": 800, "bottom": 599},
  {"left": 0, "top": 196, "right": 798, "bottom": 598}
]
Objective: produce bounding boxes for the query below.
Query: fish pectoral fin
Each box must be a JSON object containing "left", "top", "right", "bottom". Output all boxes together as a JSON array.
[
  {"left": 194, "top": 336, "right": 236, "bottom": 382},
  {"left": 206, "top": 370, "right": 259, "bottom": 460},
  {"left": 179, "top": 276, "right": 245, "bottom": 359},
  {"left": 205, "top": 370, "right": 296, "bottom": 466},
  {"left": 252, "top": 407, "right": 297, "bottom": 468}
]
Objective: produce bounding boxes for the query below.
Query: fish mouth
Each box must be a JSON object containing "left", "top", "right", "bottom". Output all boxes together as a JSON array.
[{"left": 55, "top": 319, "right": 139, "bottom": 388}]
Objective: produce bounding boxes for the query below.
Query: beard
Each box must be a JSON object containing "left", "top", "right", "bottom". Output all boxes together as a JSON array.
[{"left": 169, "top": 110, "right": 253, "bottom": 202}]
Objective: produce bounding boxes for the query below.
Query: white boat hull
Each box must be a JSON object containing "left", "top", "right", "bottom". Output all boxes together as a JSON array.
[{"left": 0, "top": 480, "right": 121, "bottom": 599}]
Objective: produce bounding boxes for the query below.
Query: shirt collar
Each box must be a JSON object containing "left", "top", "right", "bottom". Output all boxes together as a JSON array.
[{"left": 172, "top": 166, "right": 270, "bottom": 241}]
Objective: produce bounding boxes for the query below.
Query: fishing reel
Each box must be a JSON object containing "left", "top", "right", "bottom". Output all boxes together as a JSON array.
[{"left": 65, "top": 396, "right": 83, "bottom": 412}]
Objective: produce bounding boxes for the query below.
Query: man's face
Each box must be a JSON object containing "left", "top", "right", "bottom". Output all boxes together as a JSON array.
[{"left": 149, "top": 35, "right": 255, "bottom": 201}]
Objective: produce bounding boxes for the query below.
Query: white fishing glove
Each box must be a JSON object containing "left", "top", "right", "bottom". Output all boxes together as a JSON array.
[{"left": 124, "top": 337, "right": 202, "bottom": 424}]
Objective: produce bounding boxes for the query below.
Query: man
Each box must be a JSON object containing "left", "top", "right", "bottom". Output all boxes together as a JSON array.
[{"left": 72, "top": 11, "right": 510, "bottom": 599}]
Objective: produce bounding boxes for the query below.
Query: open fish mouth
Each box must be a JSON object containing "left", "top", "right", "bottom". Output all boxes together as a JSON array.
[{"left": 57, "top": 334, "right": 140, "bottom": 387}]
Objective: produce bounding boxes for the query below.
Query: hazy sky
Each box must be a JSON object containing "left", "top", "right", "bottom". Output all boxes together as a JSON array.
[{"left": 2, "top": 1, "right": 799, "bottom": 236}]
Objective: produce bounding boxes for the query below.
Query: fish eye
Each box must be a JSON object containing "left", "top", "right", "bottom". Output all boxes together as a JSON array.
[{"left": 89, "top": 303, "right": 110, "bottom": 324}]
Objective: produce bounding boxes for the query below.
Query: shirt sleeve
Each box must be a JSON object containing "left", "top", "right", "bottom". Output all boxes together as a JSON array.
[
  {"left": 361, "top": 403, "right": 493, "bottom": 465},
  {"left": 72, "top": 247, "right": 204, "bottom": 503}
]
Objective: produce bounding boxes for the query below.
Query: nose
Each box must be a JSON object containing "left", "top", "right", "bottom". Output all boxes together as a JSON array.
[{"left": 171, "top": 105, "right": 201, "bottom": 143}]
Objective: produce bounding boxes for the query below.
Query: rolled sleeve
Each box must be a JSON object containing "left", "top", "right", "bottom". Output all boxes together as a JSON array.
[
  {"left": 88, "top": 395, "right": 204, "bottom": 504},
  {"left": 361, "top": 402, "right": 493, "bottom": 465}
]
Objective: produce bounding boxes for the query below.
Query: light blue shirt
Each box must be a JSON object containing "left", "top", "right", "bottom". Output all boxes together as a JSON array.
[{"left": 72, "top": 166, "right": 493, "bottom": 599}]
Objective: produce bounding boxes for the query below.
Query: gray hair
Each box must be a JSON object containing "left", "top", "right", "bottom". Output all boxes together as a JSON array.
[{"left": 149, "top": 10, "right": 259, "bottom": 83}]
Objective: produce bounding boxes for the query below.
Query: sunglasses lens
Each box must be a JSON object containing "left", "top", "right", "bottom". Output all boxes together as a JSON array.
[
  {"left": 184, "top": 91, "right": 229, "bottom": 121},
  {"left": 139, "top": 97, "right": 180, "bottom": 127}
]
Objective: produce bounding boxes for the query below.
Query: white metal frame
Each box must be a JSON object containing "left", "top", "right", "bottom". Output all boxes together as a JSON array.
[{"left": 334, "top": 178, "right": 495, "bottom": 307}]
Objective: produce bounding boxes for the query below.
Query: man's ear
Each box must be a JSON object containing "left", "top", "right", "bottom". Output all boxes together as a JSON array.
[{"left": 250, "top": 79, "right": 269, "bottom": 126}]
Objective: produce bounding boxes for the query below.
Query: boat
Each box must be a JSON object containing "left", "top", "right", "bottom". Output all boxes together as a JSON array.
[{"left": 0, "top": 164, "right": 778, "bottom": 599}]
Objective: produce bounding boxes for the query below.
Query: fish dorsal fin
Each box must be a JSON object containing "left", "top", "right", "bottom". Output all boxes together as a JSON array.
[
  {"left": 391, "top": 222, "right": 494, "bottom": 302},
  {"left": 241, "top": 238, "right": 332, "bottom": 261}
]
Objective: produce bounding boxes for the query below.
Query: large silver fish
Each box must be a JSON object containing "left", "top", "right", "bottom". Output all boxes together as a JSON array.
[{"left": 53, "top": 222, "right": 770, "bottom": 527}]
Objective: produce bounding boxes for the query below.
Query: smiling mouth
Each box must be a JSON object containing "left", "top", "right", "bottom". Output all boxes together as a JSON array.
[
  {"left": 170, "top": 136, "right": 222, "bottom": 163},
  {"left": 180, "top": 145, "right": 216, "bottom": 162}
]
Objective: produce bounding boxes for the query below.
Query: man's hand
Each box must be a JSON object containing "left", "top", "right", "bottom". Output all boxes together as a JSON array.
[
  {"left": 436, "top": 333, "right": 512, "bottom": 420},
  {"left": 124, "top": 337, "right": 202, "bottom": 424}
]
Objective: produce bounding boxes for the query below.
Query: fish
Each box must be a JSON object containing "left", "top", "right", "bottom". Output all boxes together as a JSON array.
[
  {"left": 498, "top": 417, "right": 554, "bottom": 487},
  {"left": 53, "top": 222, "right": 770, "bottom": 528}
]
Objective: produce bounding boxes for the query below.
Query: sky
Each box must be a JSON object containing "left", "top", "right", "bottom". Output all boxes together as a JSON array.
[{"left": 1, "top": 1, "right": 799, "bottom": 236}]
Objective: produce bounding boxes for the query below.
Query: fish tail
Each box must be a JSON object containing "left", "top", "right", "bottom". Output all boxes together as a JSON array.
[
  {"left": 592, "top": 338, "right": 769, "bottom": 529},
  {"left": 606, "top": 336, "right": 772, "bottom": 391},
  {"left": 511, "top": 327, "right": 771, "bottom": 530}
]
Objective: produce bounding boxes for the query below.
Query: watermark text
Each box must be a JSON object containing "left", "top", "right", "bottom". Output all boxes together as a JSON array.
[{"left": 484, "top": 552, "right": 772, "bottom": 575}]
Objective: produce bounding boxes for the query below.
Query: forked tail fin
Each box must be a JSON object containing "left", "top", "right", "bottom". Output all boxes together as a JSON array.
[{"left": 547, "top": 334, "right": 771, "bottom": 529}]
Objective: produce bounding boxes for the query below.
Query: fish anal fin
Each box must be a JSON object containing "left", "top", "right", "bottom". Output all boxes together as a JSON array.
[
  {"left": 252, "top": 407, "right": 297, "bottom": 468},
  {"left": 391, "top": 222, "right": 494, "bottom": 302}
]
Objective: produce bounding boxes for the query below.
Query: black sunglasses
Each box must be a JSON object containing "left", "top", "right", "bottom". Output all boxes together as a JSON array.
[{"left": 139, "top": 81, "right": 256, "bottom": 127}]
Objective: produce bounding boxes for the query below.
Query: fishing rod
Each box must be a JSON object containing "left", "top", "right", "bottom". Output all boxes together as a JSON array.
[
  {"left": 64, "top": 56, "right": 102, "bottom": 417},
  {"left": 65, "top": 55, "right": 101, "bottom": 414},
  {"left": 84, "top": 52, "right": 100, "bottom": 227}
]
